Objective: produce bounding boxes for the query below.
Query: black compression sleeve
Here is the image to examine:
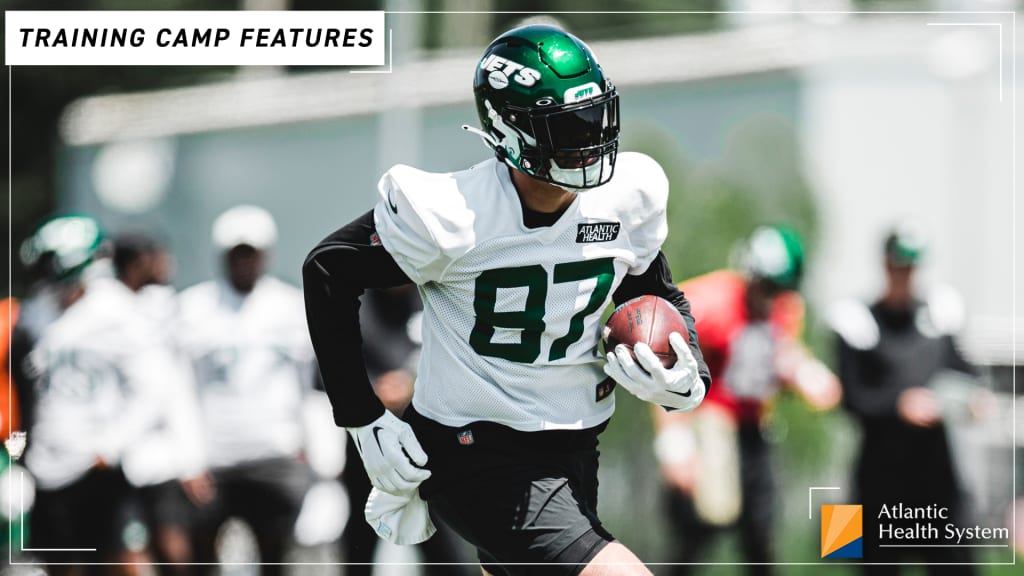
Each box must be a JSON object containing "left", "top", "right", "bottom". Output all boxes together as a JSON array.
[
  {"left": 612, "top": 252, "right": 712, "bottom": 391},
  {"left": 836, "top": 337, "right": 900, "bottom": 420},
  {"left": 302, "top": 210, "right": 413, "bottom": 427},
  {"left": 942, "top": 335, "right": 979, "bottom": 378}
]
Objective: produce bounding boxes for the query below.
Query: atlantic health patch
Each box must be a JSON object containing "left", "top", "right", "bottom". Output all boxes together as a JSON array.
[{"left": 576, "top": 222, "right": 620, "bottom": 243}]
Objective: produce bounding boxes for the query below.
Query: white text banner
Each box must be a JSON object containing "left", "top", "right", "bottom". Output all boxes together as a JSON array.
[{"left": 6, "top": 11, "right": 386, "bottom": 66}]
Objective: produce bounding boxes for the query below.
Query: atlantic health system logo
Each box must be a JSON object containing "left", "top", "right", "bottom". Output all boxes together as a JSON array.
[{"left": 821, "top": 504, "right": 863, "bottom": 559}]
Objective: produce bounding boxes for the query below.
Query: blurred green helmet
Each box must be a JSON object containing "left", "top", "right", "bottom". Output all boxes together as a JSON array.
[
  {"left": 20, "top": 215, "right": 104, "bottom": 283},
  {"left": 736, "top": 225, "right": 805, "bottom": 291},
  {"left": 468, "top": 24, "right": 620, "bottom": 190},
  {"left": 884, "top": 221, "right": 927, "bottom": 267}
]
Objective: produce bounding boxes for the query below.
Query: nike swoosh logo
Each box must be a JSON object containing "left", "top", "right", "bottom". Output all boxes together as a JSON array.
[
  {"left": 387, "top": 189, "right": 398, "bottom": 214},
  {"left": 373, "top": 426, "right": 425, "bottom": 468},
  {"left": 372, "top": 426, "right": 385, "bottom": 452},
  {"left": 668, "top": 389, "right": 692, "bottom": 398}
]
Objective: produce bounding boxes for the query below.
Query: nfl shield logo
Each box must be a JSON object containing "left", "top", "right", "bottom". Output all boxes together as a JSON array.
[{"left": 457, "top": 430, "right": 475, "bottom": 446}]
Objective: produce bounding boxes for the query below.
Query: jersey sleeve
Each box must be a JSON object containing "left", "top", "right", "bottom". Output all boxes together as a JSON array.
[
  {"left": 374, "top": 165, "right": 474, "bottom": 285},
  {"left": 96, "top": 317, "right": 172, "bottom": 466},
  {"left": 836, "top": 335, "right": 901, "bottom": 420},
  {"left": 623, "top": 154, "right": 669, "bottom": 275}
]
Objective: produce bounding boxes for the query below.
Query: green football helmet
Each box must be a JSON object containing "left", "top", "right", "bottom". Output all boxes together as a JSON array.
[
  {"left": 20, "top": 214, "right": 104, "bottom": 283},
  {"left": 467, "top": 24, "right": 620, "bottom": 190},
  {"left": 735, "top": 225, "right": 805, "bottom": 291},
  {"left": 884, "top": 221, "right": 927, "bottom": 267}
]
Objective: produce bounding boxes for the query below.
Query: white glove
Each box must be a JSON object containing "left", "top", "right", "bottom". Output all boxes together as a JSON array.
[
  {"left": 348, "top": 411, "right": 431, "bottom": 495},
  {"left": 604, "top": 332, "right": 706, "bottom": 412},
  {"left": 365, "top": 487, "right": 437, "bottom": 545}
]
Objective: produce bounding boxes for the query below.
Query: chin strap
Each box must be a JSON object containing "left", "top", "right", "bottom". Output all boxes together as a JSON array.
[{"left": 461, "top": 125, "right": 498, "bottom": 149}]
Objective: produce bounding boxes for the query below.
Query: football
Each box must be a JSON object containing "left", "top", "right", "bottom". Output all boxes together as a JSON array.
[{"left": 603, "top": 295, "right": 689, "bottom": 368}]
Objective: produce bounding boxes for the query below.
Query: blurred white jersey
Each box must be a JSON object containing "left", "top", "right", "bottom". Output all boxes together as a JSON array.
[
  {"left": 16, "top": 285, "right": 61, "bottom": 342},
  {"left": 177, "top": 276, "right": 314, "bottom": 468},
  {"left": 122, "top": 284, "right": 206, "bottom": 487},
  {"left": 26, "top": 278, "right": 184, "bottom": 490},
  {"left": 374, "top": 152, "right": 668, "bottom": 431},
  {"left": 138, "top": 284, "right": 178, "bottom": 331}
]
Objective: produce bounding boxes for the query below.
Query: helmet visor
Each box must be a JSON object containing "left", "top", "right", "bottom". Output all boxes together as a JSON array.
[
  {"left": 534, "top": 91, "right": 618, "bottom": 153},
  {"left": 525, "top": 89, "right": 620, "bottom": 187},
  {"left": 548, "top": 102, "right": 614, "bottom": 150}
]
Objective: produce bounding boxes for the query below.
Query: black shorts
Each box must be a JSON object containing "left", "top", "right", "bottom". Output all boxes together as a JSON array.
[
  {"left": 191, "top": 456, "right": 312, "bottom": 563},
  {"left": 405, "top": 405, "right": 614, "bottom": 576},
  {"left": 30, "top": 466, "right": 148, "bottom": 560},
  {"left": 139, "top": 479, "right": 192, "bottom": 530}
]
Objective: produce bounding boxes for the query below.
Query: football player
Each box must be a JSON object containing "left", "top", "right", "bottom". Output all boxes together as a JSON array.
[
  {"left": 304, "top": 25, "right": 711, "bottom": 576},
  {"left": 24, "top": 216, "right": 181, "bottom": 574},
  {"left": 652, "top": 226, "right": 841, "bottom": 576},
  {"left": 111, "top": 234, "right": 206, "bottom": 575},
  {"left": 176, "top": 205, "right": 316, "bottom": 576},
  {"left": 831, "top": 224, "right": 979, "bottom": 573}
]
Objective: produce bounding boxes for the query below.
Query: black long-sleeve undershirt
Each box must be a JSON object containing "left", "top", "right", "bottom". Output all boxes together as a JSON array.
[
  {"left": 303, "top": 209, "right": 710, "bottom": 428},
  {"left": 303, "top": 210, "right": 411, "bottom": 427}
]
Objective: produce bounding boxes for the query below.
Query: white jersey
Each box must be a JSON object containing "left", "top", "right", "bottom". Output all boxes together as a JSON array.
[
  {"left": 122, "top": 284, "right": 207, "bottom": 487},
  {"left": 26, "top": 278, "right": 183, "bottom": 490},
  {"left": 374, "top": 152, "right": 668, "bottom": 431},
  {"left": 16, "top": 285, "right": 61, "bottom": 342},
  {"left": 176, "top": 276, "right": 314, "bottom": 468}
]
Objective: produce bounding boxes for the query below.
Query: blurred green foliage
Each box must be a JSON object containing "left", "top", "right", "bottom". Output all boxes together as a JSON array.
[{"left": 624, "top": 111, "right": 819, "bottom": 285}]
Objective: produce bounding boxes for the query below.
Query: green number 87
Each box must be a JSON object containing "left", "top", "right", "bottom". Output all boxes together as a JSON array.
[{"left": 469, "top": 258, "right": 615, "bottom": 363}]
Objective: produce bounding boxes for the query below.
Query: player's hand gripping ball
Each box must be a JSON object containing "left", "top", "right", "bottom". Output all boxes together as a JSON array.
[
  {"left": 603, "top": 296, "right": 705, "bottom": 412},
  {"left": 603, "top": 295, "right": 690, "bottom": 367}
]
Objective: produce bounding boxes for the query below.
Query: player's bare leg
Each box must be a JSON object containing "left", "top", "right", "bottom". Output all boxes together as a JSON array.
[
  {"left": 580, "top": 542, "right": 652, "bottom": 576},
  {"left": 113, "top": 549, "right": 151, "bottom": 576},
  {"left": 155, "top": 526, "right": 193, "bottom": 575}
]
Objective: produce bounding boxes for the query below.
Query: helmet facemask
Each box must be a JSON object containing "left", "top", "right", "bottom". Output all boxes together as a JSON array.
[{"left": 509, "top": 88, "right": 620, "bottom": 191}]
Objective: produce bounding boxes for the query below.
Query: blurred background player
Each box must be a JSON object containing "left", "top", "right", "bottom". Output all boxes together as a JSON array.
[
  {"left": 10, "top": 215, "right": 106, "bottom": 439},
  {"left": 6, "top": 215, "right": 110, "bottom": 562},
  {"left": 176, "top": 205, "right": 316, "bottom": 576},
  {"left": 24, "top": 216, "right": 184, "bottom": 575},
  {"left": 339, "top": 285, "right": 471, "bottom": 574},
  {"left": 653, "top": 225, "right": 841, "bottom": 576},
  {"left": 111, "top": 233, "right": 207, "bottom": 575},
  {"left": 830, "top": 223, "right": 982, "bottom": 574}
]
